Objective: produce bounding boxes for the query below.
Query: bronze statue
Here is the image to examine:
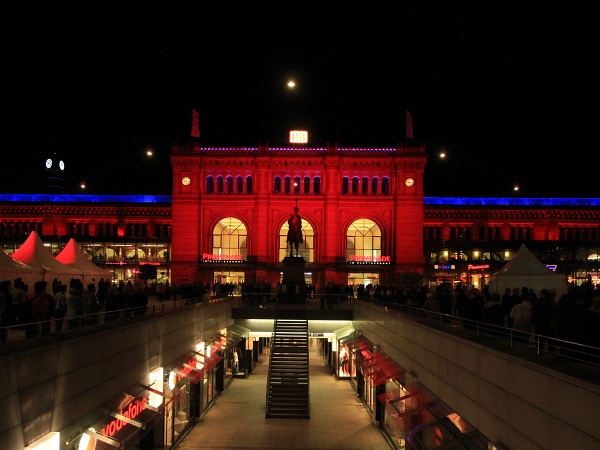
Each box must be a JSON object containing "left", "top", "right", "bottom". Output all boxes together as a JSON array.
[{"left": 286, "top": 202, "right": 303, "bottom": 257}]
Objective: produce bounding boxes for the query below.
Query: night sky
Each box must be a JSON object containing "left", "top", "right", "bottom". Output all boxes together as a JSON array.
[{"left": 4, "top": 4, "right": 599, "bottom": 198}]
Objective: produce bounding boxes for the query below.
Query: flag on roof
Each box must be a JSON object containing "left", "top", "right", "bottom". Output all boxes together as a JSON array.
[
  {"left": 191, "top": 109, "right": 200, "bottom": 138},
  {"left": 406, "top": 110, "right": 413, "bottom": 139}
]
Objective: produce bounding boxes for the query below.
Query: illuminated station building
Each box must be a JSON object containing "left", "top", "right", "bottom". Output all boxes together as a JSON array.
[
  {"left": 1, "top": 141, "right": 599, "bottom": 289},
  {"left": 1, "top": 140, "right": 600, "bottom": 450}
]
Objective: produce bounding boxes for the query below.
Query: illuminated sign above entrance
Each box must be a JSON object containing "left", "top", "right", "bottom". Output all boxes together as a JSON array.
[
  {"left": 289, "top": 130, "right": 308, "bottom": 144},
  {"left": 467, "top": 264, "right": 490, "bottom": 270},
  {"left": 202, "top": 253, "right": 244, "bottom": 263},
  {"left": 348, "top": 255, "right": 391, "bottom": 264}
]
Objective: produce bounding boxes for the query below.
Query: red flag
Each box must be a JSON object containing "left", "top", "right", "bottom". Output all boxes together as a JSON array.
[
  {"left": 191, "top": 109, "right": 200, "bottom": 138},
  {"left": 406, "top": 110, "right": 413, "bottom": 139}
]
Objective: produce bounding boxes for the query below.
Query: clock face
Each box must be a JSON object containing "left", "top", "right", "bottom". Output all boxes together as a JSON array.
[
  {"left": 181, "top": 176, "right": 191, "bottom": 186},
  {"left": 59, "top": 160, "right": 65, "bottom": 171},
  {"left": 46, "top": 159, "right": 52, "bottom": 169},
  {"left": 405, "top": 177, "right": 415, "bottom": 187}
]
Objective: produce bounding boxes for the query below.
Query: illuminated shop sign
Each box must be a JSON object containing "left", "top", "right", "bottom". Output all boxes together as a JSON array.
[
  {"left": 139, "top": 262, "right": 161, "bottom": 266},
  {"left": 347, "top": 255, "right": 391, "bottom": 265},
  {"left": 101, "top": 397, "right": 147, "bottom": 438},
  {"left": 202, "top": 253, "right": 244, "bottom": 263},
  {"left": 289, "top": 130, "right": 308, "bottom": 143},
  {"left": 434, "top": 264, "right": 456, "bottom": 270},
  {"left": 467, "top": 264, "right": 490, "bottom": 270}
]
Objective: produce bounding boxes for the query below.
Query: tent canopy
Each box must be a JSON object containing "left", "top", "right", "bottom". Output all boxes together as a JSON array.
[
  {"left": 11, "top": 231, "right": 84, "bottom": 286},
  {"left": 55, "top": 238, "right": 112, "bottom": 284},
  {"left": 488, "top": 244, "right": 568, "bottom": 297},
  {"left": 0, "top": 247, "right": 38, "bottom": 288}
]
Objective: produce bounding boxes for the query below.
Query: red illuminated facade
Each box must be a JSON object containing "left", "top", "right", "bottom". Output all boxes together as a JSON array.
[{"left": 170, "top": 142, "right": 427, "bottom": 290}]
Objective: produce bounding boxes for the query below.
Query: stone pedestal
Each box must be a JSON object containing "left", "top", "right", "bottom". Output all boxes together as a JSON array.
[{"left": 281, "top": 257, "right": 306, "bottom": 303}]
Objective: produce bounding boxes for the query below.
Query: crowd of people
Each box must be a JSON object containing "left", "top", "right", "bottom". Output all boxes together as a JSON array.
[
  {"left": 0, "top": 277, "right": 151, "bottom": 340},
  {"left": 355, "top": 281, "right": 600, "bottom": 357},
  {"left": 2, "top": 276, "right": 599, "bottom": 358}
]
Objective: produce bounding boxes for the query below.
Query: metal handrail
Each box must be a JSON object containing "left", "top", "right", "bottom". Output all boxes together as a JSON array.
[{"left": 0, "top": 295, "right": 223, "bottom": 346}]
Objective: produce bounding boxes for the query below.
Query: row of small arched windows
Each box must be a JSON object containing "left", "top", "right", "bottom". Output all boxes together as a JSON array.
[
  {"left": 203, "top": 175, "right": 392, "bottom": 195},
  {"left": 206, "top": 176, "right": 253, "bottom": 194},
  {"left": 342, "top": 177, "right": 390, "bottom": 195}
]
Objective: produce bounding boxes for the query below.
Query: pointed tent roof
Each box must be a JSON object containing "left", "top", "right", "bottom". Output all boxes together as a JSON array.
[
  {"left": 0, "top": 247, "right": 38, "bottom": 288},
  {"left": 11, "top": 231, "right": 83, "bottom": 285},
  {"left": 488, "top": 244, "right": 567, "bottom": 297},
  {"left": 55, "top": 238, "right": 112, "bottom": 283}
]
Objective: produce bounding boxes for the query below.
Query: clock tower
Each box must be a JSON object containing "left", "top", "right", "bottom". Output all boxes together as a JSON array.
[{"left": 44, "top": 152, "right": 66, "bottom": 192}]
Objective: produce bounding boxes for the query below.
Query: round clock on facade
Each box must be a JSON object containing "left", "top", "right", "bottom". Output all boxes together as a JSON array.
[
  {"left": 181, "top": 176, "right": 191, "bottom": 186},
  {"left": 405, "top": 177, "right": 415, "bottom": 187},
  {"left": 59, "top": 160, "right": 65, "bottom": 171},
  {"left": 45, "top": 159, "right": 52, "bottom": 169}
]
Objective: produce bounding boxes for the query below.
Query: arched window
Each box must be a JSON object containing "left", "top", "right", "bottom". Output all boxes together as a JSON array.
[
  {"left": 279, "top": 214, "right": 314, "bottom": 262},
  {"left": 371, "top": 177, "right": 379, "bottom": 194},
  {"left": 246, "top": 176, "right": 253, "bottom": 193},
  {"left": 236, "top": 176, "right": 243, "bottom": 193},
  {"left": 206, "top": 176, "right": 214, "bottom": 194},
  {"left": 362, "top": 177, "right": 369, "bottom": 195},
  {"left": 304, "top": 176, "right": 311, "bottom": 194},
  {"left": 226, "top": 176, "right": 233, "bottom": 194},
  {"left": 346, "top": 218, "right": 382, "bottom": 260},
  {"left": 274, "top": 176, "right": 281, "bottom": 193},
  {"left": 314, "top": 177, "right": 321, "bottom": 194},
  {"left": 212, "top": 217, "right": 247, "bottom": 260},
  {"left": 382, "top": 177, "right": 390, "bottom": 195},
  {"left": 217, "top": 176, "right": 224, "bottom": 193},
  {"left": 294, "top": 176, "right": 301, "bottom": 194},
  {"left": 352, "top": 177, "right": 359, "bottom": 194},
  {"left": 284, "top": 177, "right": 291, "bottom": 194},
  {"left": 342, "top": 177, "right": 349, "bottom": 195}
]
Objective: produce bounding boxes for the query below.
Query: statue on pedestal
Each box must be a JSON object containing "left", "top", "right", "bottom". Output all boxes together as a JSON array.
[{"left": 286, "top": 200, "right": 303, "bottom": 257}]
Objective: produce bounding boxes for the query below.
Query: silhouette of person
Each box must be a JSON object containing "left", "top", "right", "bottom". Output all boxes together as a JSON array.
[{"left": 287, "top": 205, "right": 303, "bottom": 256}]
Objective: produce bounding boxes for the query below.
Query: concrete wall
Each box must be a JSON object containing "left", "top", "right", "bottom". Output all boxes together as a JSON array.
[
  {"left": 0, "top": 301, "right": 232, "bottom": 449},
  {"left": 352, "top": 302, "right": 600, "bottom": 450}
]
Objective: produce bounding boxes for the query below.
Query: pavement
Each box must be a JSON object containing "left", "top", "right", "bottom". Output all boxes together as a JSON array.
[{"left": 175, "top": 338, "right": 393, "bottom": 450}]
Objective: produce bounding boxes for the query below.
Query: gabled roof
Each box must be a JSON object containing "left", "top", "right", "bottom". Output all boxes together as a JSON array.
[
  {"left": 491, "top": 243, "right": 555, "bottom": 276},
  {"left": 11, "top": 231, "right": 83, "bottom": 284},
  {"left": 55, "top": 238, "right": 112, "bottom": 282}
]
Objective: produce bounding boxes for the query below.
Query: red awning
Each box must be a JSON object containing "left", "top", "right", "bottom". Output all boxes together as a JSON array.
[
  {"left": 343, "top": 336, "right": 373, "bottom": 351},
  {"left": 360, "top": 351, "right": 405, "bottom": 386},
  {"left": 195, "top": 352, "right": 223, "bottom": 372},
  {"left": 172, "top": 355, "right": 206, "bottom": 383}
]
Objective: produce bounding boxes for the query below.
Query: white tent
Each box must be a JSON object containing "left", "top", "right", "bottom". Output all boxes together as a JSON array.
[
  {"left": 10, "top": 231, "right": 84, "bottom": 286},
  {"left": 488, "top": 243, "right": 568, "bottom": 297},
  {"left": 0, "top": 247, "right": 38, "bottom": 288},
  {"left": 55, "top": 238, "right": 112, "bottom": 284}
]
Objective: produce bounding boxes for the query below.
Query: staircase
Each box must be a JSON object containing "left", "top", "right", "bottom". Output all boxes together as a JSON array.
[{"left": 265, "top": 316, "right": 310, "bottom": 419}]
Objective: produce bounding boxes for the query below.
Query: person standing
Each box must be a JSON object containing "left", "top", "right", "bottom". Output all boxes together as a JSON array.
[
  {"left": 500, "top": 287, "right": 512, "bottom": 326},
  {"left": 54, "top": 284, "right": 67, "bottom": 332},
  {"left": 82, "top": 283, "right": 99, "bottom": 324},
  {"left": 10, "top": 278, "right": 28, "bottom": 325},
  {"left": 0, "top": 280, "right": 12, "bottom": 343},
  {"left": 510, "top": 295, "right": 533, "bottom": 345},
  {"left": 26, "top": 280, "right": 54, "bottom": 336},
  {"left": 96, "top": 278, "right": 108, "bottom": 311},
  {"left": 506, "top": 288, "right": 522, "bottom": 328},
  {"left": 233, "top": 348, "right": 239, "bottom": 374},
  {"left": 482, "top": 292, "right": 505, "bottom": 337},
  {"left": 66, "top": 279, "right": 84, "bottom": 330},
  {"left": 531, "top": 288, "right": 558, "bottom": 352}
]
